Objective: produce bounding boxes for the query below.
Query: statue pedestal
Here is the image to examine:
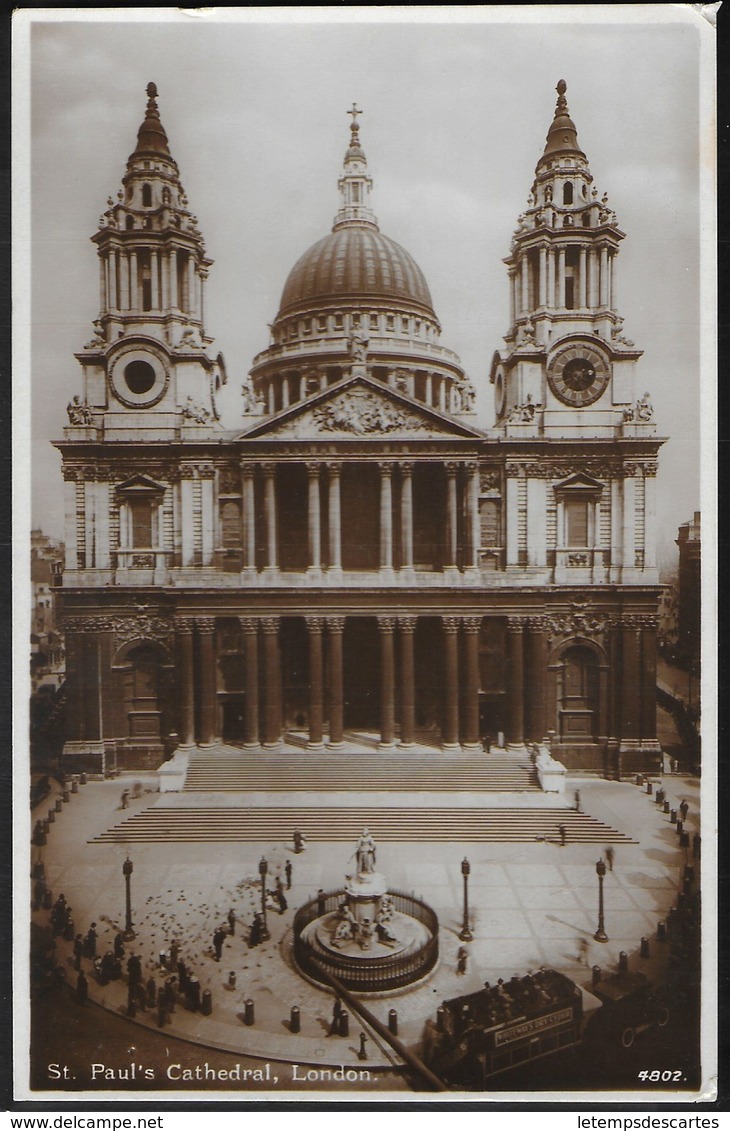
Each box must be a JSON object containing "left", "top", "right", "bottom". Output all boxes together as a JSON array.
[{"left": 344, "top": 871, "right": 387, "bottom": 925}]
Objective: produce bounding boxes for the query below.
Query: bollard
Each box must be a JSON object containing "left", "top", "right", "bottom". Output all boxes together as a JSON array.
[
  {"left": 670, "top": 808, "right": 677, "bottom": 825},
  {"left": 663, "top": 800, "right": 670, "bottom": 814},
  {"left": 657, "top": 920, "right": 667, "bottom": 941},
  {"left": 71, "top": 778, "right": 78, "bottom": 794},
  {"left": 42, "top": 889, "right": 52, "bottom": 910},
  {"left": 684, "top": 864, "right": 695, "bottom": 883},
  {"left": 290, "top": 1005, "right": 300, "bottom": 1033},
  {"left": 693, "top": 834, "right": 701, "bottom": 859},
  {"left": 635, "top": 774, "right": 643, "bottom": 787},
  {"left": 55, "top": 798, "right": 62, "bottom": 813},
  {"left": 62, "top": 789, "right": 69, "bottom": 803},
  {"left": 80, "top": 773, "right": 87, "bottom": 785},
  {"left": 680, "top": 831, "right": 690, "bottom": 849},
  {"left": 42, "top": 819, "right": 49, "bottom": 834},
  {"left": 48, "top": 808, "right": 55, "bottom": 824},
  {"left": 676, "top": 892, "right": 686, "bottom": 910},
  {"left": 244, "top": 998, "right": 255, "bottom": 1026},
  {"left": 227, "top": 971, "right": 236, "bottom": 989},
  {"left": 188, "top": 977, "right": 201, "bottom": 1011},
  {"left": 338, "top": 1009, "right": 349, "bottom": 1037},
  {"left": 592, "top": 964, "right": 602, "bottom": 986},
  {"left": 646, "top": 781, "right": 653, "bottom": 795},
  {"left": 682, "top": 877, "right": 692, "bottom": 896},
  {"left": 640, "top": 936, "right": 650, "bottom": 958},
  {"left": 618, "top": 951, "right": 628, "bottom": 973},
  {"left": 201, "top": 989, "right": 212, "bottom": 1016},
  {"left": 436, "top": 1006, "right": 447, "bottom": 1033},
  {"left": 388, "top": 1008, "right": 398, "bottom": 1036},
  {"left": 676, "top": 819, "right": 684, "bottom": 836}
]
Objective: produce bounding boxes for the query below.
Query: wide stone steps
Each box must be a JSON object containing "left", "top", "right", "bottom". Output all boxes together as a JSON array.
[
  {"left": 91, "top": 807, "right": 633, "bottom": 845},
  {"left": 182, "top": 756, "right": 540, "bottom": 793}
]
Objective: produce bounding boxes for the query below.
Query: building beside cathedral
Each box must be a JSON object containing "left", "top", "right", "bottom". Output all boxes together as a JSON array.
[{"left": 54, "top": 80, "right": 664, "bottom": 779}]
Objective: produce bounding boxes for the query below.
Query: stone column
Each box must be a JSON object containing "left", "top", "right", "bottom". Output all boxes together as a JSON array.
[
  {"left": 169, "top": 248, "right": 178, "bottom": 309},
  {"left": 119, "top": 253, "right": 130, "bottom": 311},
  {"left": 461, "top": 617, "right": 482, "bottom": 749},
  {"left": 600, "top": 246, "right": 609, "bottom": 306},
  {"left": 557, "top": 247, "right": 566, "bottom": 309},
  {"left": 508, "top": 269, "right": 517, "bottom": 325},
  {"left": 400, "top": 462, "right": 414, "bottom": 572},
  {"left": 442, "top": 616, "right": 461, "bottom": 749},
  {"left": 307, "top": 463, "right": 322, "bottom": 572},
  {"left": 547, "top": 248, "right": 556, "bottom": 307},
  {"left": 176, "top": 619, "right": 196, "bottom": 747},
  {"left": 621, "top": 619, "right": 641, "bottom": 740},
  {"left": 398, "top": 617, "right": 416, "bottom": 748},
  {"left": 160, "top": 246, "right": 169, "bottom": 309},
  {"left": 579, "top": 247, "right": 587, "bottom": 308},
  {"left": 151, "top": 250, "right": 160, "bottom": 310},
  {"left": 261, "top": 617, "right": 282, "bottom": 748},
  {"left": 377, "top": 616, "right": 396, "bottom": 750},
  {"left": 445, "top": 462, "right": 459, "bottom": 569},
  {"left": 108, "top": 249, "right": 118, "bottom": 310},
  {"left": 242, "top": 464, "right": 257, "bottom": 572},
  {"left": 307, "top": 617, "right": 324, "bottom": 749},
  {"left": 520, "top": 256, "right": 529, "bottom": 314},
  {"left": 130, "top": 251, "right": 139, "bottom": 312},
  {"left": 465, "top": 462, "right": 480, "bottom": 570},
  {"left": 187, "top": 255, "right": 197, "bottom": 317},
  {"left": 240, "top": 618, "right": 259, "bottom": 747},
  {"left": 326, "top": 617, "right": 345, "bottom": 747},
  {"left": 525, "top": 617, "right": 548, "bottom": 743},
  {"left": 379, "top": 463, "right": 394, "bottom": 573},
  {"left": 538, "top": 246, "right": 547, "bottom": 307},
  {"left": 588, "top": 248, "right": 598, "bottom": 307},
  {"left": 425, "top": 372, "right": 433, "bottom": 407},
  {"left": 196, "top": 617, "right": 217, "bottom": 747},
  {"left": 262, "top": 463, "right": 278, "bottom": 571},
  {"left": 99, "top": 257, "right": 107, "bottom": 313},
  {"left": 326, "top": 463, "right": 342, "bottom": 572},
  {"left": 506, "top": 617, "right": 525, "bottom": 749}
]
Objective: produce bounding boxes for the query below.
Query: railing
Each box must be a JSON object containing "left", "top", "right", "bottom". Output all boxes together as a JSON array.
[{"left": 293, "top": 887, "right": 439, "bottom": 992}]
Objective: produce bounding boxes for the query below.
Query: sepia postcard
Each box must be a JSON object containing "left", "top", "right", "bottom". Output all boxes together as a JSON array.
[{"left": 13, "top": 5, "right": 717, "bottom": 1108}]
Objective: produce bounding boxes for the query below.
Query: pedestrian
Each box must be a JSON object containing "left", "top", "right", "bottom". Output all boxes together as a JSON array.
[
  {"left": 85, "top": 922, "right": 97, "bottom": 958},
  {"left": 73, "top": 933, "right": 84, "bottom": 971},
  {"left": 76, "top": 970, "right": 88, "bottom": 1006},
  {"left": 274, "top": 876, "right": 287, "bottom": 914},
  {"left": 482, "top": 734, "right": 492, "bottom": 754},
  {"left": 317, "top": 888, "right": 326, "bottom": 916},
  {"left": 127, "top": 953, "right": 142, "bottom": 986},
  {"left": 169, "top": 938, "right": 179, "bottom": 968},
  {"left": 671, "top": 756, "right": 679, "bottom": 775},
  {"left": 120, "top": 789, "right": 129, "bottom": 810},
  {"left": 457, "top": 946, "right": 468, "bottom": 975},
  {"left": 114, "top": 931, "right": 125, "bottom": 960},
  {"left": 680, "top": 799, "right": 689, "bottom": 822},
  {"left": 213, "top": 926, "right": 226, "bottom": 961},
  {"left": 357, "top": 1032, "right": 368, "bottom": 1061},
  {"left": 604, "top": 846, "right": 615, "bottom": 872},
  {"left": 577, "top": 937, "right": 589, "bottom": 965},
  {"left": 558, "top": 824, "right": 567, "bottom": 846},
  {"left": 177, "top": 959, "right": 189, "bottom": 993},
  {"left": 574, "top": 789, "right": 581, "bottom": 813},
  {"left": 146, "top": 976, "right": 157, "bottom": 1008},
  {"left": 285, "top": 859, "right": 292, "bottom": 889},
  {"left": 328, "top": 996, "right": 343, "bottom": 1036},
  {"left": 227, "top": 908, "right": 236, "bottom": 936},
  {"left": 293, "top": 829, "right": 305, "bottom": 854},
  {"left": 248, "top": 912, "right": 263, "bottom": 948}
]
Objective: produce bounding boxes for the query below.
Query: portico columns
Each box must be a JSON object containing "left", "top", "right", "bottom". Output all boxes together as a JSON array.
[
  {"left": 240, "top": 617, "right": 259, "bottom": 747},
  {"left": 445, "top": 462, "right": 459, "bottom": 570},
  {"left": 261, "top": 617, "right": 282, "bottom": 748},
  {"left": 326, "top": 463, "right": 342, "bottom": 573},
  {"left": 442, "top": 616, "right": 461, "bottom": 750},
  {"left": 242, "top": 464, "right": 256, "bottom": 572},
  {"left": 400, "top": 462, "right": 414, "bottom": 572},
  {"left": 398, "top": 617, "right": 416, "bottom": 747},
  {"left": 176, "top": 619, "right": 196, "bottom": 747},
  {"left": 262, "top": 463, "right": 278, "bottom": 571},
  {"left": 307, "top": 617, "right": 324, "bottom": 748},
  {"left": 307, "top": 463, "right": 322, "bottom": 572},
  {"left": 506, "top": 617, "right": 525, "bottom": 750},
  {"left": 377, "top": 616, "right": 396, "bottom": 750},
  {"left": 461, "top": 617, "right": 482, "bottom": 749},
  {"left": 465, "top": 462, "right": 480, "bottom": 570},
  {"left": 379, "top": 463, "right": 394, "bottom": 573},
  {"left": 525, "top": 617, "right": 548, "bottom": 743},
  {"left": 196, "top": 617, "right": 217, "bottom": 747},
  {"left": 327, "top": 617, "right": 345, "bottom": 748}
]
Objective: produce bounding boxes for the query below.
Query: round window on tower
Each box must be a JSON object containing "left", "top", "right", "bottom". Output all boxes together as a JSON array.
[{"left": 124, "top": 360, "right": 156, "bottom": 395}]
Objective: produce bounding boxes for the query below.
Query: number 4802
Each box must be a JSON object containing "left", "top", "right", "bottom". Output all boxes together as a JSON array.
[{"left": 638, "top": 1070, "right": 684, "bottom": 1082}]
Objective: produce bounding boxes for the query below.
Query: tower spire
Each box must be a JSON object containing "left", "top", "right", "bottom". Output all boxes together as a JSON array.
[
  {"left": 333, "top": 103, "right": 378, "bottom": 231},
  {"left": 131, "top": 80, "right": 172, "bottom": 159}
]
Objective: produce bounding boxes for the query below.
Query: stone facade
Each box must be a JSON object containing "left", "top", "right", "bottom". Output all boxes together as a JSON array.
[{"left": 55, "top": 82, "right": 664, "bottom": 777}]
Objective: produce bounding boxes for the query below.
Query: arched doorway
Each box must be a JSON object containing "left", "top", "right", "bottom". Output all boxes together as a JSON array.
[{"left": 557, "top": 644, "right": 599, "bottom": 741}]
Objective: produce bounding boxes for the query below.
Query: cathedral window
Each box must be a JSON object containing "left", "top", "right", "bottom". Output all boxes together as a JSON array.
[
  {"left": 220, "top": 501, "right": 241, "bottom": 548},
  {"left": 565, "top": 277, "right": 575, "bottom": 310},
  {"left": 352, "top": 183, "right": 360, "bottom": 203},
  {"left": 142, "top": 183, "right": 152, "bottom": 207},
  {"left": 565, "top": 498, "right": 589, "bottom": 546},
  {"left": 126, "top": 216, "right": 134, "bottom": 230},
  {"left": 129, "top": 499, "right": 154, "bottom": 548},
  {"left": 563, "top": 182, "right": 574, "bottom": 205}
]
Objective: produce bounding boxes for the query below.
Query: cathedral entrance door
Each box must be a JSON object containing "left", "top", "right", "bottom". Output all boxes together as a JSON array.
[
  {"left": 557, "top": 645, "right": 598, "bottom": 741},
  {"left": 343, "top": 617, "right": 380, "bottom": 731}
]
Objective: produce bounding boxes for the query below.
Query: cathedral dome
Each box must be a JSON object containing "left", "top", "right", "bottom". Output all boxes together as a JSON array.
[{"left": 277, "top": 225, "right": 435, "bottom": 319}]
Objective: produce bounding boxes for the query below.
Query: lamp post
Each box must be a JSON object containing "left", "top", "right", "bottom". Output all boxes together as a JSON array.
[
  {"left": 459, "top": 857, "right": 473, "bottom": 942},
  {"left": 122, "top": 856, "right": 135, "bottom": 940},
  {"left": 259, "top": 856, "right": 270, "bottom": 941},
  {"left": 594, "top": 858, "right": 608, "bottom": 942}
]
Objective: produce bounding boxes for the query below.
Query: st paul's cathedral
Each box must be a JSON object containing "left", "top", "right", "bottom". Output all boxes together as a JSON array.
[{"left": 55, "top": 81, "right": 664, "bottom": 779}]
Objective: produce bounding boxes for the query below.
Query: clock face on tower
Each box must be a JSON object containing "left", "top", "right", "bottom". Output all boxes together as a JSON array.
[{"left": 547, "top": 343, "right": 609, "bottom": 407}]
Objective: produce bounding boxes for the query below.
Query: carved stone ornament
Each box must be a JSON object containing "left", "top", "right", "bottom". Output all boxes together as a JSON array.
[
  {"left": 312, "top": 391, "right": 426, "bottom": 435},
  {"left": 182, "top": 396, "right": 212, "bottom": 424},
  {"left": 507, "top": 461, "right": 615, "bottom": 480},
  {"left": 544, "top": 606, "right": 609, "bottom": 641},
  {"left": 66, "top": 396, "right": 93, "bottom": 425},
  {"left": 219, "top": 467, "right": 242, "bottom": 494},
  {"left": 61, "top": 612, "right": 173, "bottom": 645},
  {"left": 479, "top": 469, "right": 501, "bottom": 491}
]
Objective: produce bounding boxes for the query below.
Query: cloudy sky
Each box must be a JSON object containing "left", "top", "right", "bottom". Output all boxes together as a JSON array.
[{"left": 19, "top": 7, "right": 713, "bottom": 571}]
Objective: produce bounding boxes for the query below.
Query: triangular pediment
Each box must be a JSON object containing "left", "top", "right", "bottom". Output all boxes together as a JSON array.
[
  {"left": 115, "top": 473, "right": 166, "bottom": 496},
  {"left": 553, "top": 471, "right": 605, "bottom": 492},
  {"left": 236, "top": 374, "right": 485, "bottom": 442}
]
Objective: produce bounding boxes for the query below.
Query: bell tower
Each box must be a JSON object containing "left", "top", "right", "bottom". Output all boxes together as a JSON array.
[
  {"left": 72, "top": 82, "right": 226, "bottom": 438},
  {"left": 490, "top": 80, "right": 648, "bottom": 439}
]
